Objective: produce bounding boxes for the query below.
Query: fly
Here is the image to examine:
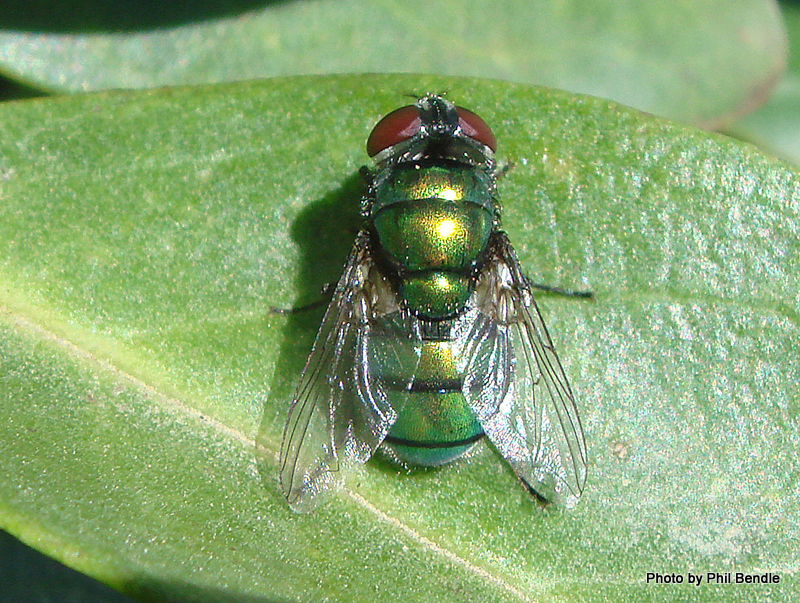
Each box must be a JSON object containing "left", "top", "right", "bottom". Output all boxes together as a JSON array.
[{"left": 279, "top": 95, "right": 588, "bottom": 511}]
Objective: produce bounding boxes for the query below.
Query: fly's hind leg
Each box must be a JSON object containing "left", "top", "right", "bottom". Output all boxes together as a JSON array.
[{"left": 270, "top": 282, "right": 336, "bottom": 315}]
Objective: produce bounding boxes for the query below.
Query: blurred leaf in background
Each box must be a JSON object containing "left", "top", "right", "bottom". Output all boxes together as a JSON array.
[
  {"left": 727, "top": 1, "right": 800, "bottom": 163},
  {"left": 0, "top": 0, "right": 787, "bottom": 128}
]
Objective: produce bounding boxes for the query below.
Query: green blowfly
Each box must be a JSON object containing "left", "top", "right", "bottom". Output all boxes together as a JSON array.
[{"left": 280, "top": 95, "right": 588, "bottom": 512}]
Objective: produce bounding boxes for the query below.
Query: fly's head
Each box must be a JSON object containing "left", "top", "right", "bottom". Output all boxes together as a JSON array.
[
  {"left": 361, "top": 95, "right": 499, "bottom": 219},
  {"left": 366, "top": 94, "right": 497, "bottom": 169}
]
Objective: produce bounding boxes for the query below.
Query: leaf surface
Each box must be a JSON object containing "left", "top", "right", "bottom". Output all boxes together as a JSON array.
[{"left": 0, "top": 75, "right": 797, "bottom": 602}]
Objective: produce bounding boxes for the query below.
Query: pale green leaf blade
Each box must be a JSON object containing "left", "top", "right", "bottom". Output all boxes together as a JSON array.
[{"left": 0, "top": 74, "right": 798, "bottom": 602}]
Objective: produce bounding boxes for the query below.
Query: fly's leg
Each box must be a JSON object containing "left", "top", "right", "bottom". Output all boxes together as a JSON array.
[
  {"left": 493, "top": 161, "right": 512, "bottom": 180},
  {"left": 530, "top": 282, "right": 593, "bottom": 299},
  {"left": 270, "top": 282, "right": 336, "bottom": 314},
  {"left": 520, "top": 477, "right": 554, "bottom": 508}
]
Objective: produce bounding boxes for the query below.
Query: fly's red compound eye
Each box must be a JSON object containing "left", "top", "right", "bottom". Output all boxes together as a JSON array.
[
  {"left": 366, "top": 105, "right": 421, "bottom": 157},
  {"left": 456, "top": 107, "right": 497, "bottom": 152},
  {"left": 367, "top": 101, "right": 498, "bottom": 157}
]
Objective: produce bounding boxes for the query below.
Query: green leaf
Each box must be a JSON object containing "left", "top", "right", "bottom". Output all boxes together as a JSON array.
[
  {"left": 1, "top": 74, "right": 798, "bottom": 602},
  {"left": 0, "top": 0, "right": 787, "bottom": 127}
]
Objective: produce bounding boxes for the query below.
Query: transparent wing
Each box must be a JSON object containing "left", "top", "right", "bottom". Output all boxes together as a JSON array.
[
  {"left": 461, "top": 232, "right": 588, "bottom": 507},
  {"left": 279, "top": 231, "right": 413, "bottom": 512}
]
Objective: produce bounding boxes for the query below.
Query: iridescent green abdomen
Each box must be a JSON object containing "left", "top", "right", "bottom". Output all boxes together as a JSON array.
[
  {"left": 371, "top": 164, "right": 495, "bottom": 320},
  {"left": 382, "top": 337, "right": 483, "bottom": 466},
  {"left": 369, "top": 164, "right": 495, "bottom": 466}
]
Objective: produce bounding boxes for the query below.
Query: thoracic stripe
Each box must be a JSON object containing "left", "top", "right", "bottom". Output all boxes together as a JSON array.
[{"left": 371, "top": 164, "right": 495, "bottom": 320}]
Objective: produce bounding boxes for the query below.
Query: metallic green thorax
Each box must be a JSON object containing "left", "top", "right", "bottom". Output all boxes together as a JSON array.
[
  {"left": 370, "top": 164, "right": 497, "bottom": 320},
  {"left": 368, "top": 163, "right": 498, "bottom": 466}
]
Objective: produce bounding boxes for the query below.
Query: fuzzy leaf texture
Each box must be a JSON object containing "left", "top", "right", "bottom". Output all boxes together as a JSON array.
[{"left": 0, "top": 75, "right": 798, "bottom": 603}]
